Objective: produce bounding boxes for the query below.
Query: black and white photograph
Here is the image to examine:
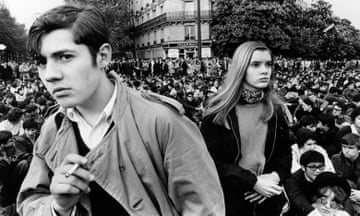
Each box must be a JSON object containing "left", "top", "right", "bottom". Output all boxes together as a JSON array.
[{"left": 0, "top": 0, "right": 360, "bottom": 215}]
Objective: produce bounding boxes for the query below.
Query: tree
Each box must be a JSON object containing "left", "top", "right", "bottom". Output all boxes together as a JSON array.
[
  {"left": 211, "top": 0, "right": 360, "bottom": 59},
  {"left": 0, "top": 3, "right": 27, "bottom": 61},
  {"left": 211, "top": 0, "right": 292, "bottom": 57}
]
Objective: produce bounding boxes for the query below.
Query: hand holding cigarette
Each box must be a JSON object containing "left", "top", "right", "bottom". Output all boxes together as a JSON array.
[
  {"left": 50, "top": 154, "right": 95, "bottom": 213},
  {"left": 65, "top": 163, "right": 80, "bottom": 178}
]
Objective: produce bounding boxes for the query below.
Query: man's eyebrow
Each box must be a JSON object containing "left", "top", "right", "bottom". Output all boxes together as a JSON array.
[{"left": 50, "top": 49, "right": 76, "bottom": 58}]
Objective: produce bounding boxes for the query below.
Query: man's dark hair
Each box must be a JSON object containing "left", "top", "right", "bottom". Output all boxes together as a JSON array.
[
  {"left": 341, "top": 133, "right": 360, "bottom": 147},
  {"left": 28, "top": 4, "right": 110, "bottom": 65},
  {"left": 351, "top": 107, "right": 360, "bottom": 122},
  {"left": 299, "top": 115, "right": 318, "bottom": 128},
  {"left": 300, "top": 150, "right": 324, "bottom": 167},
  {"left": 296, "top": 128, "right": 318, "bottom": 148},
  {"left": 23, "top": 118, "right": 38, "bottom": 130},
  {"left": 317, "top": 113, "right": 335, "bottom": 127},
  {"left": 7, "top": 108, "right": 23, "bottom": 123}
]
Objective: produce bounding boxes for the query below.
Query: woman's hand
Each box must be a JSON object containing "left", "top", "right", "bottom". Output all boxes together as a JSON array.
[{"left": 253, "top": 174, "right": 283, "bottom": 198}]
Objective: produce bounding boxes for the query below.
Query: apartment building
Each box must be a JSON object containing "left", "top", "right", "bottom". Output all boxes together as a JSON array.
[{"left": 131, "top": 0, "right": 213, "bottom": 59}]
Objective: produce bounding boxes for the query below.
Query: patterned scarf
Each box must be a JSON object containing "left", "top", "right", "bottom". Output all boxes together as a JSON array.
[{"left": 238, "top": 88, "right": 265, "bottom": 104}]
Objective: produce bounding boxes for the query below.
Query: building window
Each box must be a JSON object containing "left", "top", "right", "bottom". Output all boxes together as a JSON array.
[{"left": 185, "top": 25, "right": 195, "bottom": 41}]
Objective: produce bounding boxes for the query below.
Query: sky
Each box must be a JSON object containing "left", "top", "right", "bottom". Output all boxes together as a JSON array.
[
  {"left": 2, "top": 0, "right": 64, "bottom": 30},
  {"left": 1, "top": 0, "right": 360, "bottom": 30}
]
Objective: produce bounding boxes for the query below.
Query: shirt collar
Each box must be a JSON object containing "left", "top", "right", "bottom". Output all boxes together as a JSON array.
[{"left": 67, "top": 82, "right": 117, "bottom": 124}]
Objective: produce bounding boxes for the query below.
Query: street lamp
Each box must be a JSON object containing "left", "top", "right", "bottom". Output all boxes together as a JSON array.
[
  {"left": 0, "top": 44, "right": 6, "bottom": 62},
  {"left": 197, "top": 0, "right": 201, "bottom": 59},
  {"left": 0, "top": 44, "right": 6, "bottom": 51}
]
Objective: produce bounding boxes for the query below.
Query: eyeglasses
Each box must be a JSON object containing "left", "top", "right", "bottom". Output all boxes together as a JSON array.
[{"left": 306, "top": 165, "right": 325, "bottom": 172}]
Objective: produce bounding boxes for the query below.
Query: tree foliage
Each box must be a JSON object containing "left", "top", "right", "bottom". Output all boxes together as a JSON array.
[
  {"left": 211, "top": 0, "right": 360, "bottom": 59},
  {"left": 66, "top": 0, "right": 134, "bottom": 55},
  {"left": 0, "top": 3, "right": 27, "bottom": 60}
]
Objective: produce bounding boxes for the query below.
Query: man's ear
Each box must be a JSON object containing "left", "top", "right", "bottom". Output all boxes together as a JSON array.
[{"left": 96, "top": 43, "right": 112, "bottom": 68}]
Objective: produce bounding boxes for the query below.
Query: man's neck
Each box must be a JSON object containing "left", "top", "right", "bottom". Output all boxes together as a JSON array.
[{"left": 76, "top": 78, "right": 115, "bottom": 126}]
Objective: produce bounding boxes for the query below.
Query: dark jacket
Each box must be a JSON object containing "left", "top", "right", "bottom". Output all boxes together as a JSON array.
[
  {"left": 284, "top": 169, "right": 316, "bottom": 216},
  {"left": 332, "top": 152, "right": 360, "bottom": 188},
  {"left": 201, "top": 104, "right": 291, "bottom": 215}
]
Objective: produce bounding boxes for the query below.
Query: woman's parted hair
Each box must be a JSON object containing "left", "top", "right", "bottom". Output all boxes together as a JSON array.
[
  {"left": 203, "top": 41, "right": 282, "bottom": 126},
  {"left": 28, "top": 4, "right": 110, "bottom": 65}
]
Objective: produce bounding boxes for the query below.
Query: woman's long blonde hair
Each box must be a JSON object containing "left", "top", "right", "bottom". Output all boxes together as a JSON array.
[{"left": 204, "top": 41, "right": 283, "bottom": 126}]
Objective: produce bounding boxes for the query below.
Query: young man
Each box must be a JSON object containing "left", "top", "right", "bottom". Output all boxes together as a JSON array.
[
  {"left": 331, "top": 133, "right": 360, "bottom": 213},
  {"left": 17, "top": 4, "right": 224, "bottom": 216},
  {"left": 285, "top": 150, "right": 327, "bottom": 216}
]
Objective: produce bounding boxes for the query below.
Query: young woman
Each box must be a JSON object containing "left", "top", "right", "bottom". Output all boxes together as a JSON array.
[{"left": 201, "top": 41, "right": 292, "bottom": 216}]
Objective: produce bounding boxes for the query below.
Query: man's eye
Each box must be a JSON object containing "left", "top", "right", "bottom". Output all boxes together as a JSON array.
[{"left": 59, "top": 54, "right": 73, "bottom": 61}]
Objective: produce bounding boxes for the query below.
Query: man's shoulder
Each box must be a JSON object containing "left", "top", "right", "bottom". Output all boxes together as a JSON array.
[
  {"left": 34, "top": 110, "right": 64, "bottom": 155},
  {"left": 128, "top": 89, "right": 185, "bottom": 117},
  {"left": 331, "top": 152, "right": 342, "bottom": 161}
]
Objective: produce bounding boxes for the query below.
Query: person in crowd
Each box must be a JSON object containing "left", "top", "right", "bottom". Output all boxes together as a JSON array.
[
  {"left": 285, "top": 150, "right": 329, "bottom": 216},
  {"left": 17, "top": 4, "right": 224, "bottom": 216},
  {"left": 345, "top": 93, "right": 360, "bottom": 116},
  {"left": 311, "top": 172, "right": 351, "bottom": 216},
  {"left": 316, "top": 113, "right": 340, "bottom": 156},
  {"left": 291, "top": 127, "right": 334, "bottom": 174},
  {"left": 20, "top": 118, "right": 38, "bottom": 150},
  {"left": 0, "top": 136, "right": 33, "bottom": 216},
  {"left": 0, "top": 108, "right": 24, "bottom": 136},
  {"left": 294, "top": 114, "right": 319, "bottom": 133},
  {"left": 201, "top": 41, "right": 292, "bottom": 216},
  {"left": 0, "top": 130, "right": 14, "bottom": 159},
  {"left": 331, "top": 133, "right": 360, "bottom": 215},
  {"left": 337, "top": 107, "right": 360, "bottom": 140},
  {"left": 3, "top": 93, "right": 17, "bottom": 108}
]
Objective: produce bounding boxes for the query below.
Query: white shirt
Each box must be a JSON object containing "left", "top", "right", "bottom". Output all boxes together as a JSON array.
[
  {"left": 51, "top": 83, "right": 117, "bottom": 216},
  {"left": 66, "top": 83, "right": 117, "bottom": 149}
]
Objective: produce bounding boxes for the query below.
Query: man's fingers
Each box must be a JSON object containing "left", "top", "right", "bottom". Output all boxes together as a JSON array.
[
  {"left": 51, "top": 182, "right": 82, "bottom": 195},
  {"left": 61, "top": 154, "right": 88, "bottom": 166},
  {"left": 62, "top": 166, "right": 95, "bottom": 183},
  {"left": 60, "top": 175, "right": 91, "bottom": 193}
]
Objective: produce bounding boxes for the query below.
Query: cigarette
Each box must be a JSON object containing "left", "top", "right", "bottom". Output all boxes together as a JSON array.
[{"left": 65, "top": 163, "right": 79, "bottom": 178}]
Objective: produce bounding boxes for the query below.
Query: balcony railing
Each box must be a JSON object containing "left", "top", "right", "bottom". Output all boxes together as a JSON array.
[{"left": 134, "top": 10, "right": 212, "bottom": 33}]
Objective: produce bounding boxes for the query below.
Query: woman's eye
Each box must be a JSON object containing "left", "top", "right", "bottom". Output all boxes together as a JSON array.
[{"left": 251, "top": 62, "right": 260, "bottom": 67}]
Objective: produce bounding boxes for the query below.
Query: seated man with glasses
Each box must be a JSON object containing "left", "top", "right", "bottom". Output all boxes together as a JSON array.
[{"left": 285, "top": 150, "right": 327, "bottom": 216}]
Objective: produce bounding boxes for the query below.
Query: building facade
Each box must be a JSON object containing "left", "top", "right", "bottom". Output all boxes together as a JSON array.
[{"left": 131, "top": 0, "right": 213, "bottom": 59}]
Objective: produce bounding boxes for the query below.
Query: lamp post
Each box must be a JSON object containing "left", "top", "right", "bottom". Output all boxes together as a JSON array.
[
  {"left": 0, "top": 44, "right": 6, "bottom": 62},
  {"left": 197, "top": 0, "right": 202, "bottom": 59}
]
